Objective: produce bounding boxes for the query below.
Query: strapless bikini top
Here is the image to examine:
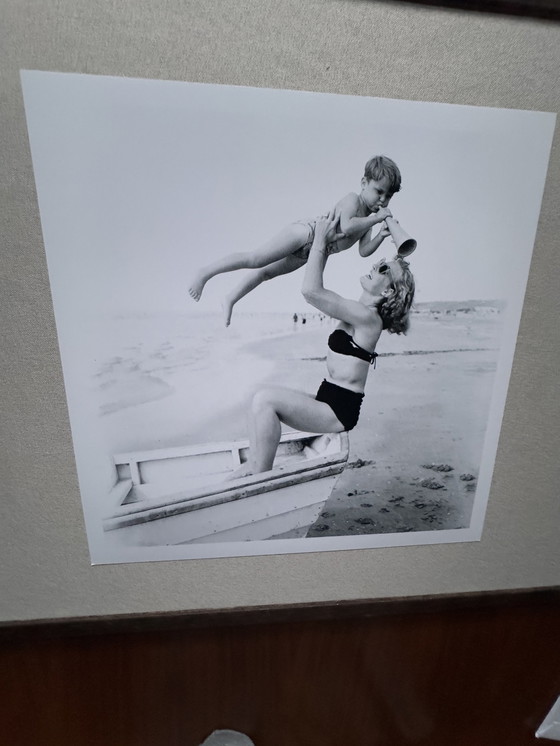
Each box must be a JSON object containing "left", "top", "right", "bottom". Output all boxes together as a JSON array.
[{"left": 327, "top": 328, "right": 377, "bottom": 366}]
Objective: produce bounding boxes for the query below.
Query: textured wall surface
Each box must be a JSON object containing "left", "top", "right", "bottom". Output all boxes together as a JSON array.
[{"left": 1, "top": 0, "right": 559, "bottom": 622}]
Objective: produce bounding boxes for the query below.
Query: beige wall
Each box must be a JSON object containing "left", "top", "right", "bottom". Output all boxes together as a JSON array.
[{"left": 1, "top": 0, "right": 559, "bottom": 622}]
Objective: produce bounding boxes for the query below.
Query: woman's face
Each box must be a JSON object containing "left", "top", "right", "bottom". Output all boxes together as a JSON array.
[{"left": 360, "top": 258, "right": 401, "bottom": 296}]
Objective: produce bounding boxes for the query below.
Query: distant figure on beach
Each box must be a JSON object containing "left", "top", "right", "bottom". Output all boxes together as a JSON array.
[
  {"left": 292, "top": 312, "right": 298, "bottom": 324},
  {"left": 237, "top": 214, "right": 415, "bottom": 475},
  {"left": 188, "top": 156, "right": 400, "bottom": 326}
]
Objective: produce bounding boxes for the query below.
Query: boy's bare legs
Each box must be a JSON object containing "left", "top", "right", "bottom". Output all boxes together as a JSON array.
[
  {"left": 222, "top": 254, "right": 305, "bottom": 326},
  {"left": 188, "top": 223, "right": 309, "bottom": 301},
  {"left": 249, "top": 387, "right": 344, "bottom": 473}
]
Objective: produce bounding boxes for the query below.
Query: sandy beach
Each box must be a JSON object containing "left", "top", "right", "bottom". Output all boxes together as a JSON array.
[
  {"left": 94, "top": 304, "right": 503, "bottom": 537},
  {"left": 307, "top": 344, "right": 487, "bottom": 537},
  {"left": 244, "top": 308, "right": 501, "bottom": 536}
]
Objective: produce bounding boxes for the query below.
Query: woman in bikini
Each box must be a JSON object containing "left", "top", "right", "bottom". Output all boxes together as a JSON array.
[{"left": 244, "top": 213, "right": 415, "bottom": 475}]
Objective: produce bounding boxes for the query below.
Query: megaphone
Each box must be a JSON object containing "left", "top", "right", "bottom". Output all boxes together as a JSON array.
[{"left": 385, "top": 217, "right": 417, "bottom": 257}]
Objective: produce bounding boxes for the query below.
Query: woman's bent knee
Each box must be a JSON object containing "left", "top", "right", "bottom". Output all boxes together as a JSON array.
[{"left": 251, "top": 387, "right": 275, "bottom": 414}]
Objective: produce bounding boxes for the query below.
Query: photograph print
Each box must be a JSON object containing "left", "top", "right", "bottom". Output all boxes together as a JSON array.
[{"left": 20, "top": 71, "right": 555, "bottom": 564}]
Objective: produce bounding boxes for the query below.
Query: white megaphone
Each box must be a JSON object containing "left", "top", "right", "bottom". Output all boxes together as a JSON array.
[{"left": 385, "top": 217, "right": 417, "bottom": 257}]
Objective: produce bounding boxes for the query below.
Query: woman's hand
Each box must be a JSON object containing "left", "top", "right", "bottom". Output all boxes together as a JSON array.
[
  {"left": 314, "top": 211, "right": 343, "bottom": 245},
  {"left": 377, "top": 221, "right": 390, "bottom": 239}
]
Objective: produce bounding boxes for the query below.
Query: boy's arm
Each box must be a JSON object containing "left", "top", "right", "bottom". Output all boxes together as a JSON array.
[
  {"left": 359, "top": 222, "right": 390, "bottom": 257},
  {"left": 338, "top": 193, "right": 392, "bottom": 240},
  {"left": 302, "top": 218, "right": 374, "bottom": 326}
]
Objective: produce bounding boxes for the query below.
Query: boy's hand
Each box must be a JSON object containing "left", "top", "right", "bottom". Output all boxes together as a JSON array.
[
  {"left": 373, "top": 207, "right": 392, "bottom": 223},
  {"left": 377, "top": 221, "right": 390, "bottom": 239}
]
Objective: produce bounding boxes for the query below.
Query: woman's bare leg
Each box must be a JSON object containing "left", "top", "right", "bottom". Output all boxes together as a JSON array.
[
  {"left": 228, "top": 402, "right": 262, "bottom": 480},
  {"left": 188, "top": 223, "right": 309, "bottom": 301},
  {"left": 222, "top": 254, "right": 305, "bottom": 326},
  {"left": 249, "top": 386, "right": 344, "bottom": 473}
]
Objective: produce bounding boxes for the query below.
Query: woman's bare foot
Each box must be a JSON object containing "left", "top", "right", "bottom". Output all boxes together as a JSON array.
[
  {"left": 226, "top": 463, "right": 253, "bottom": 481},
  {"left": 188, "top": 273, "right": 207, "bottom": 302},
  {"left": 221, "top": 295, "right": 235, "bottom": 327}
]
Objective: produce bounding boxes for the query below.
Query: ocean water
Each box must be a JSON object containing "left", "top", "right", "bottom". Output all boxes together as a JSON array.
[
  {"left": 92, "top": 310, "right": 329, "bottom": 452},
  {"left": 90, "top": 304, "right": 504, "bottom": 454}
]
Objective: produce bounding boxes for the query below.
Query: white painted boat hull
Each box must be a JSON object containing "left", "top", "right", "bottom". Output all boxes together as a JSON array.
[{"left": 103, "top": 431, "right": 349, "bottom": 545}]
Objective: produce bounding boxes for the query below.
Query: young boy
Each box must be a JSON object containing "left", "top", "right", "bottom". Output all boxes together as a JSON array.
[{"left": 188, "top": 155, "right": 401, "bottom": 325}]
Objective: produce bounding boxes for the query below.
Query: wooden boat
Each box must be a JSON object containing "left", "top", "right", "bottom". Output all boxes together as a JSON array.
[{"left": 103, "top": 430, "right": 349, "bottom": 545}]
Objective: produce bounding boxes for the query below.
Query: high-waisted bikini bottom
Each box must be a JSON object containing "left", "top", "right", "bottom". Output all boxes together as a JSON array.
[{"left": 315, "top": 379, "right": 364, "bottom": 432}]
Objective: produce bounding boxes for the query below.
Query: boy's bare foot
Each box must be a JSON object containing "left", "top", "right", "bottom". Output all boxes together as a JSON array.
[
  {"left": 188, "top": 273, "right": 206, "bottom": 302},
  {"left": 221, "top": 296, "right": 234, "bottom": 327}
]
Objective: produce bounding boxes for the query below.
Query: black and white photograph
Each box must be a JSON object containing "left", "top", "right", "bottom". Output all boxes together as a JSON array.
[{"left": 20, "top": 70, "right": 555, "bottom": 564}]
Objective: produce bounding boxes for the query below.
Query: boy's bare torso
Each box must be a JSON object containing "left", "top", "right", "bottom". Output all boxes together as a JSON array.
[{"left": 301, "top": 192, "right": 372, "bottom": 254}]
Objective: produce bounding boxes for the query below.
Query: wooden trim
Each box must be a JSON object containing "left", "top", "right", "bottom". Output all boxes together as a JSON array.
[
  {"left": 1, "top": 586, "right": 558, "bottom": 642},
  {"left": 391, "top": 0, "right": 560, "bottom": 21},
  {"left": 113, "top": 429, "right": 315, "bottom": 466},
  {"left": 105, "top": 461, "right": 346, "bottom": 529},
  {"left": 105, "top": 432, "right": 348, "bottom": 526}
]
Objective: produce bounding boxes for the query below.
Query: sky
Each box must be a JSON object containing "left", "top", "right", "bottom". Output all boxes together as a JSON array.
[{"left": 22, "top": 71, "right": 555, "bottom": 320}]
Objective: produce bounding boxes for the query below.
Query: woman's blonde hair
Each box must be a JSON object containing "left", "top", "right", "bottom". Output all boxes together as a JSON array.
[{"left": 378, "top": 258, "right": 415, "bottom": 334}]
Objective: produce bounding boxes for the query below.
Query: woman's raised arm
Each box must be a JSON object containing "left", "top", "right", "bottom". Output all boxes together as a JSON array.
[{"left": 301, "top": 217, "right": 375, "bottom": 327}]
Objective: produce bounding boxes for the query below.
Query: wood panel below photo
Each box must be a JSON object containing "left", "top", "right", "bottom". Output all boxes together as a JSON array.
[{"left": 2, "top": 590, "right": 559, "bottom": 746}]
